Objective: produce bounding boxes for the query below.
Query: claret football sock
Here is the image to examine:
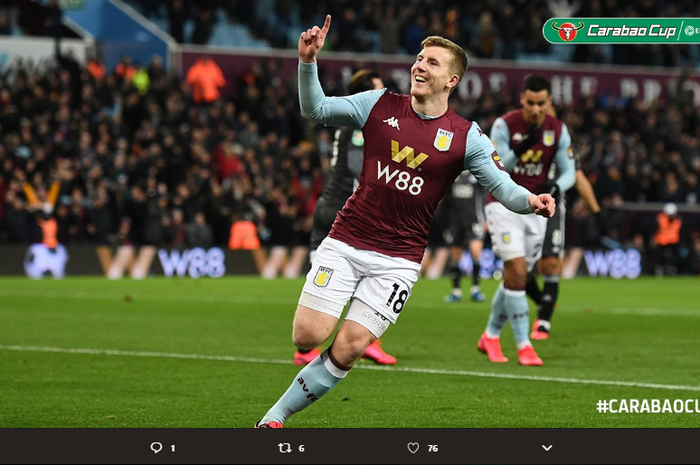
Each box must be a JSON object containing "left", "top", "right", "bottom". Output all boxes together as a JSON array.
[
  {"left": 260, "top": 348, "right": 348, "bottom": 425},
  {"left": 503, "top": 287, "right": 530, "bottom": 346},
  {"left": 485, "top": 283, "right": 508, "bottom": 338}
]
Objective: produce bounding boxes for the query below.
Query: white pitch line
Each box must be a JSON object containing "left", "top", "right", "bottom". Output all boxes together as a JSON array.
[
  {"left": 1, "top": 344, "right": 699, "bottom": 392},
  {"left": 0, "top": 289, "right": 269, "bottom": 304},
  {"left": 0, "top": 289, "right": 698, "bottom": 317}
]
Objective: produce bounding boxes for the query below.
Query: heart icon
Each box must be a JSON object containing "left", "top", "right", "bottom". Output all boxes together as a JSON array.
[{"left": 407, "top": 442, "right": 419, "bottom": 454}]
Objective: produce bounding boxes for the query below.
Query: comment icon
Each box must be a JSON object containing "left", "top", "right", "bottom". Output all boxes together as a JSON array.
[{"left": 151, "top": 442, "right": 163, "bottom": 454}]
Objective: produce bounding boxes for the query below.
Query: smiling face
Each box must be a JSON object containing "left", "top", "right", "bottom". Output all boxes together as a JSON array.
[
  {"left": 520, "top": 89, "right": 551, "bottom": 126},
  {"left": 410, "top": 46, "right": 459, "bottom": 100}
]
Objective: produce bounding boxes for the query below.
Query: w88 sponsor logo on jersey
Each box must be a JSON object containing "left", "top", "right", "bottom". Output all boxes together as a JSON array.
[
  {"left": 376, "top": 140, "right": 428, "bottom": 195},
  {"left": 513, "top": 149, "right": 545, "bottom": 176},
  {"left": 377, "top": 160, "right": 424, "bottom": 195}
]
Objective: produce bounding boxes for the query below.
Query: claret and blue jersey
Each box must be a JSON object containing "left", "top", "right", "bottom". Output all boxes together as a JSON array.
[
  {"left": 298, "top": 61, "right": 534, "bottom": 263},
  {"left": 488, "top": 109, "right": 576, "bottom": 203}
]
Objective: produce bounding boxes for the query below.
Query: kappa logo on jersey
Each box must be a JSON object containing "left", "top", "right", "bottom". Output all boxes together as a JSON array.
[
  {"left": 490, "top": 151, "right": 506, "bottom": 171},
  {"left": 543, "top": 130, "right": 555, "bottom": 147},
  {"left": 434, "top": 128, "right": 454, "bottom": 151},
  {"left": 383, "top": 117, "right": 401, "bottom": 130},
  {"left": 391, "top": 140, "right": 428, "bottom": 168},
  {"left": 313, "top": 266, "right": 334, "bottom": 287}
]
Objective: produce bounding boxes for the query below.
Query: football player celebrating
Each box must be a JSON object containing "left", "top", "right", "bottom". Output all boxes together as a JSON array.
[{"left": 256, "top": 16, "right": 554, "bottom": 428}]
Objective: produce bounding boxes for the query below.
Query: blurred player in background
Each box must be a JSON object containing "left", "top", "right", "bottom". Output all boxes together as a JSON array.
[
  {"left": 442, "top": 170, "right": 487, "bottom": 303},
  {"left": 255, "top": 16, "right": 554, "bottom": 428},
  {"left": 527, "top": 103, "right": 605, "bottom": 339},
  {"left": 419, "top": 200, "right": 450, "bottom": 279},
  {"left": 295, "top": 68, "right": 397, "bottom": 366},
  {"left": 479, "top": 75, "right": 575, "bottom": 366}
]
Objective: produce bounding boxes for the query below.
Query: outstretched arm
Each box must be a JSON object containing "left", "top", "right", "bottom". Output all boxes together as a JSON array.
[{"left": 466, "top": 124, "right": 556, "bottom": 218}]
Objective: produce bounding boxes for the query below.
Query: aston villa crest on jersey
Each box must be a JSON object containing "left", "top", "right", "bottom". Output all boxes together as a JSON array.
[
  {"left": 434, "top": 128, "right": 454, "bottom": 151},
  {"left": 543, "top": 130, "right": 555, "bottom": 147}
]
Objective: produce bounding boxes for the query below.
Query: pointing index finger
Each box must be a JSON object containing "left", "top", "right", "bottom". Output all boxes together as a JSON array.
[{"left": 321, "top": 14, "right": 331, "bottom": 36}]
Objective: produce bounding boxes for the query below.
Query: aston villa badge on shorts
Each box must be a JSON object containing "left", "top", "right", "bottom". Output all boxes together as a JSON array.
[
  {"left": 313, "top": 266, "right": 334, "bottom": 287},
  {"left": 434, "top": 128, "right": 454, "bottom": 151},
  {"left": 543, "top": 130, "right": 555, "bottom": 147}
]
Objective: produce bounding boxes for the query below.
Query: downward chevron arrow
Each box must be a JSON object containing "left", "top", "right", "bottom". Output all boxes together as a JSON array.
[{"left": 542, "top": 445, "right": 553, "bottom": 451}]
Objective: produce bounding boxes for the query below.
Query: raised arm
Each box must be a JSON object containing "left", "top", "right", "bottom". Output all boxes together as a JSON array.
[
  {"left": 298, "top": 14, "right": 332, "bottom": 64},
  {"left": 297, "top": 15, "right": 385, "bottom": 128}
]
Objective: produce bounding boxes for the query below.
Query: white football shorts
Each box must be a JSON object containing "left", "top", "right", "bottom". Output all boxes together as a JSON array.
[
  {"left": 485, "top": 202, "right": 547, "bottom": 272},
  {"left": 299, "top": 237, "right": 421, "bottom": 324}
]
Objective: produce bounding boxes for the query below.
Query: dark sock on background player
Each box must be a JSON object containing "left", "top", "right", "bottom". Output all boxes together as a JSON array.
[
  {"left": 450, "top": 263, "right": 461, "bottom": 290},
  {"left": 472, "top": 261, "right": 481, "bottom": 287},
  {"left": 525, "top": 272, "right": 542, "bottom": 308},
  {"left": 539, "top": 276, "right": 559, "bottom": 322},
  {"left": 530, "top": 274, "right": 558, "bottom": 340},
  {"left": 444, "top": 262, "right": 463, "bottom": 302}
]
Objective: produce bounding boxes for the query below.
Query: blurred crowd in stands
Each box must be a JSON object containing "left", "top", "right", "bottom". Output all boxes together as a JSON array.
[
  {"left": 1, "top": 47, "right": 699, "bottom": 274},
  {"left": 1, "top": 0, "right": 700, "bottom": 275},
  {"left": 125, "top": 0, "right": 699, "bottom": 67},
  {"left": 7, "top": 0, "right": 698, "bottom": 68}
]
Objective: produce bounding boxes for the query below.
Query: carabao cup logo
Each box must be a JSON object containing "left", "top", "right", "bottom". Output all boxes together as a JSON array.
[{"left": 552, "top": 21, "right": 584, "bottom": 41}]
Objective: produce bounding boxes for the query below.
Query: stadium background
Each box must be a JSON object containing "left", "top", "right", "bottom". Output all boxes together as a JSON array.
[{"left": 1, "top": 0, "right": 699, "bottom": 280}]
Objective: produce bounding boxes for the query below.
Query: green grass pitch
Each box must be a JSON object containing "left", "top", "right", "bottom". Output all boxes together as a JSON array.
[{"left": 1, "top": 276, "right": 699, "bottom": 428}]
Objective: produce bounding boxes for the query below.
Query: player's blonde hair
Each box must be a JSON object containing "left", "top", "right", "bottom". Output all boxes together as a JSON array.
[{"left": 420, "top": 36, "right": 468, "bottom": 93}]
